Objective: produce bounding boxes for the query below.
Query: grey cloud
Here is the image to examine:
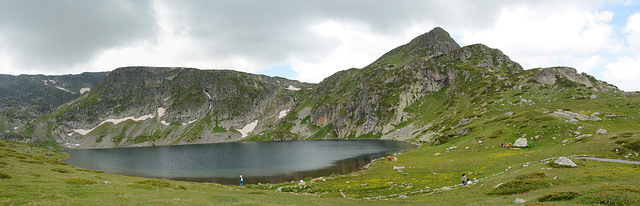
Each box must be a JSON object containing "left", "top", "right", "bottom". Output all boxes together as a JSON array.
[
  {"left": 0, "top": 0, "right": 157, "bottom": 72},
  {"left": 158, "top": 0, "right": 519, "bottom": 68}
]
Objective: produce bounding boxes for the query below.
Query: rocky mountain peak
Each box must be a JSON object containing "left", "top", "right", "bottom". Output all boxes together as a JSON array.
[{"left": 371, "top": 27, "right": 460, "bottom": 66}]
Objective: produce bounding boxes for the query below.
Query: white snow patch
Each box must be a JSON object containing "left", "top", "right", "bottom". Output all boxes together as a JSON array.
[
  {"left": 13, "top": 127, "right": 17, "bottom": 130},
  {"left": 286, "top": 85, "right": 301, "bottom": 91},
  {"left": 205, "top": 90, "right": 212, "bottom": 99},
  {"left": 67, "top": 133, "right": 74, "bottom": 136},
  {"left": 161, "top": 120, "right": 171, "bottom": 126},
  {"left": 157, "top": 107, "right": 166, "bottom": 118},
  {"left": 278, "top": 109, "right": 290, "bottom": 119},
  {"left": 43, "top": 79, "right": 57, "bottom": 85},
  {"left": 79, "top": 87, "right": 91, "bottom": 94},
  {"left": 74, "top": 114, "right": 155, "bottom": 135},
  {"left": 55, "top": 86, "right": 74, "bottom": 94},
  {"left": 239, "top": 120, "right": 258, "bottom": 137},
  {"left": 183, "top": 119, "right": 198, "bottom": 125}
]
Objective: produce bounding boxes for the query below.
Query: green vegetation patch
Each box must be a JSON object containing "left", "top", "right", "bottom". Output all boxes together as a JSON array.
[
  {"left": 580, "top": 185, "right": 640, "bottom": 205},
  {"left": 133, "top": 179, "right": 171, "bottom": 188},
  {"left": 64, "top": 177, "right": 97, "bottom": 185},
  {"left": 0, "top": 172, "right": 11, "bottom": 179},
  {"left": 51, "top": 168, "right": 72, "bottom": 173},
  {"left": 537, "top": 191, "right": 581, "bottom": 202},
  {"left": 515, "top": 171, "right": 546, "bottom": 180},
  {"left": 489, "top": 179, "right": 556, "bottom": 195}
]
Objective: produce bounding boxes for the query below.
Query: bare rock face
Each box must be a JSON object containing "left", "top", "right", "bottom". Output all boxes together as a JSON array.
[
  {"left": 513, "top": 138, "right": 528, "bottom": 147},
  {"left": 533, "top": 67, "right": 619, "bottom": 92},
  {"left": 555, "top": 157, "right": 577, "bottom": 167}
]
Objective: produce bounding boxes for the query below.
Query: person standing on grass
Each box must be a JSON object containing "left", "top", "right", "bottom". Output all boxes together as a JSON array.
[
  {"left": 461, "top": 173, "right": 468, "bottom": 186},
  {"left": 239, "top": 175, "right": 243, "bottom": 186}
]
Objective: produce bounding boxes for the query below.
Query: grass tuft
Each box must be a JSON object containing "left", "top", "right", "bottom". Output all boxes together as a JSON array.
[
  {"left": 133, "top": 179, "right": 172, "bottom": 188},
  {"left": 537, "top": 191, "right": 581, "bottom": 202},
  {"left": 489, "top": 179, "right": 556, "bottom": 195},
  {"left": 515, "top": 172, "right": 546, "bottom": 180},
  {"left": 51, "top": 168, "right": 72, "bottom": 173},
  {"left": 0, "top": 172, "right": 11, "bottom": 179},
  {"left": 64, "top": 177, "right": 97, "bottom": 185}
]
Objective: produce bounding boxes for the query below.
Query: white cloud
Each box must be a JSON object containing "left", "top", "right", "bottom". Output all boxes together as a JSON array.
[
  {"left": 624, "top": 13, "right": 640, "bottom": 51},
  {"left": 291, "top": 21, "right": 428, "bottom": 83},
  {"left": 459, "top": 4, "right": 618, "bottom": 70},
  {"left": 602, "top": 12, "right": 640, "bottom": 91},
  {"left": 604, "top": 56, "right": 640, "bottom": 91}
]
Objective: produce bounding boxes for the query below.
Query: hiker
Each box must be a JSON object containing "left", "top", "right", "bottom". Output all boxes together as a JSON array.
[
  {"left": 505, "top": 143, "right": 510, "bottom": 148},
  {"left": 239, "top": 175, "right": 243, "bottom": 186},
  {"left": 500, "top": 143, "right": 504, "bottom": 147},
  {"left": 393, "top": 156, "right": 398, "bottom": 161},
  {"left": 461, "top": 173, "right": 468, "bottom": 186}
]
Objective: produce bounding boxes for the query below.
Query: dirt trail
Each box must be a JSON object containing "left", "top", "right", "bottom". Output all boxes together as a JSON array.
[{"left": 579, "top": 157, "right": 640, "bottom": 164}]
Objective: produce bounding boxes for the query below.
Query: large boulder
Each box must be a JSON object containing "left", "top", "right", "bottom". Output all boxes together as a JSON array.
[
  {"left": 513, "top": 138, "right": 528, "bottom": 147},
  {"left": 554, "top": 157, "right": 577, "bottom": 167}
]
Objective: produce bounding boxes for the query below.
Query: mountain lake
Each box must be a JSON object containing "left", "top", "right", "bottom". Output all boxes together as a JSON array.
[{"left": 62, "top": 139, "right": 415, "bottom": 185}]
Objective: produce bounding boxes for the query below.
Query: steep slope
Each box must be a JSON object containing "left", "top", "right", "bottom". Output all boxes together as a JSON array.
[
  {"left": 0, "top": 72, "right": 106, "bottom": 137},
  {"left": 256, "top": 27, "right": 620, "bottom": 144},
  {"left": 13, "top": 67, "right": 312, "bottom": 148}
]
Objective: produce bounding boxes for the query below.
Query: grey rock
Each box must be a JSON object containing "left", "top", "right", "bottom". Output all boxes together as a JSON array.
[
  {"left": 103, "top": 181, "right": 111, "bottom": 184},
  {"left": 555, "top": 157, "right": 577, "bottom": 167},
  {"left": 513, "top": 138, "right": 528, "bottom": 147},
  {"left": 514, "top": 198, "right": 526, "bottom": 204},
  {"left": 551, "top": 110, "right": 602, "bottom": 121},
  {"left": 505, "top": 112, "right": 514, "bottom": 116},
  {"left": 455, "top": 128, "right": 469, "bottom": 135},
  {"left": 596, "top": 129, "right": 607, "bottom": 134},
  {"left": 458, "top": 118, "right": 472, "bottom": 126}
]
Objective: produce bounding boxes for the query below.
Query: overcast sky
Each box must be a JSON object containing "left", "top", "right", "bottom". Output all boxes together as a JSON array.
[{"left": 0, "top": 0, "right": 638, "bottom": 91}]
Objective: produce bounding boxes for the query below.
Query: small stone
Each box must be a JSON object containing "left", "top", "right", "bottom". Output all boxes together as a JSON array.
[
  {"left": 103, "top": 181, "right": 111, "bottom": 184},
  {"left": 505, "top": 112, "right": 514, "bottom": 116},
  {"left": 596, "top": 129, "right": 607, "bottom": 134},
  {"left": 399, "top": 195, "right": 407, "bottom": 198},
  {"left": 514, "top": 198, "right": 527, "bottom": 204}
]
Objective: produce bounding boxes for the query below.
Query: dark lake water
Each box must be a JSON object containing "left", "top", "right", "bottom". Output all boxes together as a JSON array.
[{"left": 62, "top": 140, "right": 415, "bottom": 185}]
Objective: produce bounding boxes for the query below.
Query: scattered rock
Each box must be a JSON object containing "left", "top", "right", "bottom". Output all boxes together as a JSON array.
[
  {"left": 399, "top": 195, "right": 407, "bottom": 198},
  {"left": 576, "top": 134, "right": 592, "bottom": 139},
  {"left": 458, "top": 118, "right": 472, "bottom": 126},
  {"left": 519, "top": 99, "right": 535, "bottom": 105},
  {"left": 393, "top": 166, "right": 405, "bottom": 170},
  {"left": 455, "top": 128, "right": 469, "bottom": 135},
  {"left": 513, "top": 138, "right": 528, "bottom": 147},
  {"left": 590, "top": 94, "right": 599, "bottom": 99},
  {"left": 514, "top": 198, "right": 527, "bottom": 204},
  {"left": 434, "top": 153, "right": 441, "bottom": 156},
  {"left": 596, "top": 129, "right": 607, "bottom": 134},
  {"left": 505, "top": 112, "right": 514, "bottom": 116},
  {"left": 103, "top": 181, "right": 111, "bottom": 184},
  {"left": 477, "top": 140, "right": 483, "bottom": 144},
  {"left": 551, "top": 110, "right": 602, "bottom": 121},
  {"left": 555, "top": 157, "right": 577, "bottom": 167}
]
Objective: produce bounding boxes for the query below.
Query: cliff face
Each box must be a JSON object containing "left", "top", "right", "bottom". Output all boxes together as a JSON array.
[
  {"left": 4, "top": 27, "right": 622, "bottom": 148},
  {"left": 0, "top": 72, "right": 106, "bottom": 138}
]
